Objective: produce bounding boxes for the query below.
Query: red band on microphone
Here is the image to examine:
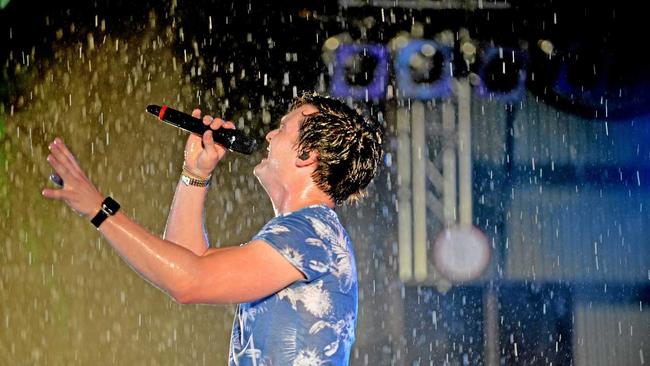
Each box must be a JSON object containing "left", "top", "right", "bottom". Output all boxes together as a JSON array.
[{"left": 158, "top": 105, "right": 168, "bottom": 121}]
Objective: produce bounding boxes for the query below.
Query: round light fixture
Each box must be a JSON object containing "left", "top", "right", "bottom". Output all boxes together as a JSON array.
[{"left": 433, "top": 225, "right": 491, "bottom": 282}]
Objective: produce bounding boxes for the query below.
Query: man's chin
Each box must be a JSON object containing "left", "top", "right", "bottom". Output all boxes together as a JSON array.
[
  {"left": 253, "top": 162, "right": 267, "bottom": 183},
  {"left": 253, "top": 160, "right": 265, "bottom": 177},
  {"left": 253, "top": 166, "right": 274, "bottom": 195}
]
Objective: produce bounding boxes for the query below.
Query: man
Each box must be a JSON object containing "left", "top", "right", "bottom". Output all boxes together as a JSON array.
[{"left": 42, "top": 92, "right": 384, "bottom": 365}]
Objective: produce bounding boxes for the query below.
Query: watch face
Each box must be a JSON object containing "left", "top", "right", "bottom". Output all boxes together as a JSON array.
[
  {"left": 102, "top": 204, "right": 113, "bottom": 215},
  {"left": 102, "top": 197, "right": 120, "bottom": 214},
  {"left": 181, "top": 175, "right": 191, "bottom": 186},
  {"left": 181, "top": 174, "right": 209, "bottom": 187}
]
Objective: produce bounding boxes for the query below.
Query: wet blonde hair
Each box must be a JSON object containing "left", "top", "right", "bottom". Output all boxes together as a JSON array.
[{"left": 289, "top": 92, "right": 384, "bottom": 205}]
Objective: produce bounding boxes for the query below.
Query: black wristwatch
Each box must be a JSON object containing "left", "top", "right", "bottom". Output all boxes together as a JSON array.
[{"left": 91, "top": 196, "right": 120, "bottom": 228}]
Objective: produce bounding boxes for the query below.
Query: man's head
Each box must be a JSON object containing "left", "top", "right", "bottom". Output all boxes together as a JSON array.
[
  {"left": 255, "top": 92, "right": 383, "bottom": 205},
  {"left": 291, "top": 92, "right": 384, "bottom": 204}
]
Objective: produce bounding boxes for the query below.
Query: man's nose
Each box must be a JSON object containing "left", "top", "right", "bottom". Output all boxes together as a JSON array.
[{"left": 265, "top": 129, "right": 278, "bottom": 142}]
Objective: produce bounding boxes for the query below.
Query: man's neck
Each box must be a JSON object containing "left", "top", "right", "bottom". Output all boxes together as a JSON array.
[{"left": 269, "top": 183, "right": 335, "bottom": 216}]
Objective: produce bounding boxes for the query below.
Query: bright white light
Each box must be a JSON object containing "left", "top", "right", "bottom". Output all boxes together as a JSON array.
[{"left": 433, "top": 225, "right": 491, "bottom": 282}]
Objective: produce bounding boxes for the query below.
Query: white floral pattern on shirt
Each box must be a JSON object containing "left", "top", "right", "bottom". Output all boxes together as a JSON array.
[
  {"left": 229, "top": 205, "right": 357, "bottom": 366},
  {"left": 305, "top": 216, "right": 354, "bottom": 293},
  {"left": 278, "top": 280, "right": 333, "bottom": 318}
]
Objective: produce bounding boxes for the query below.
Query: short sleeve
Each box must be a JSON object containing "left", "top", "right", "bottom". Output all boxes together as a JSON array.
[{"left": 252, "top": 212, "right": 333, "bottom": 282}]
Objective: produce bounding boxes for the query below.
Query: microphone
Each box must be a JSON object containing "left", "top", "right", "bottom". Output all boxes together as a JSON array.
[{"left": 146, "top": 105, "right": 257, "bottom": 155}]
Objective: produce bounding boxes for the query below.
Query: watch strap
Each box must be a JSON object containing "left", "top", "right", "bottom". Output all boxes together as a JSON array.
[
  {"left": 91, "top": 196, "right": 120, "bottom": 228},
  {"left": 181, "top": 173, "right": 211, "bottom": 187},
  {"left": 180, "top": 166, "right": 211, "bottom": 187}
]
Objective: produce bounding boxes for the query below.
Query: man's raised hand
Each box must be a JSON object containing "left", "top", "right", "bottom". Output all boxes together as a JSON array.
[
  {"left": 42, "top": 138, "right": 104, "bottom": 217},
  {"left": 182, "top": 109, "right": 236, "bottom": 178}
]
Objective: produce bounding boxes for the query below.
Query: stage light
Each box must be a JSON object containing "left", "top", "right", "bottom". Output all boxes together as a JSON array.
[
  {"left": 433, "top": 225, "right": 491, "bottom": 283},
  {"left": 549, "top": 45, "right": 650, "bottom": 119},
  {"left": 461, "top": 40, "right": 477, "bottom": 67},
  {"left": 527, "top": 39, "right": 561, "bottom": 92},
  {"left": 330, "top": 43, "right": 389, "bottom": 100},
  {"left": 552, "top": 48, "right": 607, "bottom": 106},
  {"left": 538, "top": 39, "right": 554, "bottom": 56},
  {"left": 323, "top": 36, "right": 341, "bottom": 53},
  {"left": 394, "top": 39, "right": 452, "bottom": 99},
  {"left": 476, "top": 47, "right": 528, "bottom": 103},
  {"left": 0, "top": 0, "right": 10, "bottom": 9}
]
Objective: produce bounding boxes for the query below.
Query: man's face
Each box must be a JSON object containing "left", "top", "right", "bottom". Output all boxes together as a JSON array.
[{"left": 254, "top": 104, "right": 319, "bottom": 188}]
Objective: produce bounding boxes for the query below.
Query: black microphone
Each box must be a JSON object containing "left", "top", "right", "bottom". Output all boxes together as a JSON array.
[{"left": 146, "top": 105, "right": 257, "bottom": 155}]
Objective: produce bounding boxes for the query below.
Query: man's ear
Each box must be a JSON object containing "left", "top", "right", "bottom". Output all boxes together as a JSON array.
[{"left": 296, "top": 151, "right": 317, "bottom": 167}]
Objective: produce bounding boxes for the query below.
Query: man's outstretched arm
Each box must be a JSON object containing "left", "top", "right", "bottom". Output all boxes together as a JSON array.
[
  {"left": 99, "top": 210, "right": 303, "bottom": 304},
  {"left": 42, "top": 138, "right": 303, "bottom": 304}
]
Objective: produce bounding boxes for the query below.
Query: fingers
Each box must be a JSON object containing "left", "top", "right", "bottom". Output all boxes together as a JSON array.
[
  {"left": 201, "top": 115, "right": 234, "bottom": 152},
  {"left": 203, "top": 115, "right": 225, "bottom": 130},
  {"left": 58, "top": 144, "right": 78, "bottom": 167},
  {"left": 43, "top": 138, "right": 105, "bottom": 217},
  {"left": 42, "top": 187, "right": 64, "bottom": 200},
  {"left": 44, "top": 137, "right": 83, "bottom": 192},
  {"left": 191, "top": 110, "right": 234, "bottom": 155},
  {"left": 51, "top": 138, "right": 81, "bottom": 173},
  {"left": 202, "top": 129, "right": 215, "bottom": 150},
  {"left": 44, "top": 152, "right": 70, "bottom": 201},
  {"left": 46, "top": 150, "right": 72, "bottom": 180},
  {"left": 202, "top": 115, "right": 234, "bottom": 130},
  {"left": 211, "top": 118, "right": 225, "bottom": 130}
]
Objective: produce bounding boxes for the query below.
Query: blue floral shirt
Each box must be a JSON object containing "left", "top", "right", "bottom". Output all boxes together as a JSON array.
[{"left": 228, "top": 205, "right": 358, "bottom": 366}]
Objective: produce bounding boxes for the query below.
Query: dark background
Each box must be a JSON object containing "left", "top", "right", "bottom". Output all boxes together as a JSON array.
[{"left": 3, "top": 0, "right": 650, "bottom": 124}]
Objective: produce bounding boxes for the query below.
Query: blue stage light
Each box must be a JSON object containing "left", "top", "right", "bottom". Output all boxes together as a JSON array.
[
  {"left": 476, "top": 47, "right": 528, "bottom": 103},
  {"left": 552, "top": 50, "right": 608, "bottom": 110},
  {"left": 394, "top": 40, "right": 453, "bottom": 100},
  {"left": 330, "top": 44, "right": 389, "bottom": 100}
]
